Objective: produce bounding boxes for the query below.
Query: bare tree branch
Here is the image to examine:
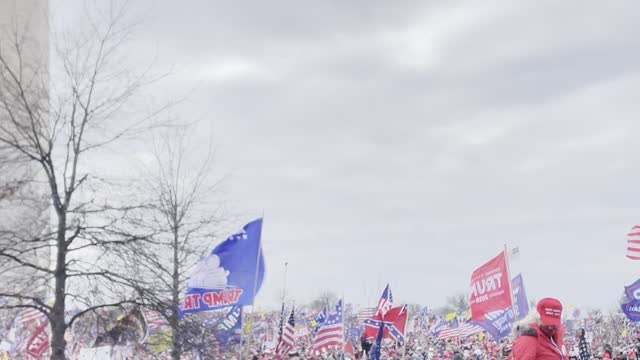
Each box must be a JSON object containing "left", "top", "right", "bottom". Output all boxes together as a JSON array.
[{"left": 0, "top": 2, "right": 174, "bottom": 358}]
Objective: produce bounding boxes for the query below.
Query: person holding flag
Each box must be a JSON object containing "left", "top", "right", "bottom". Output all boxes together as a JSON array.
[
  {"left": 577, "top": 328, "right": 591, "bottom": 360},
  {"left": 513, "top": 298, "right": 566, "bottom": 360},
  {"left": 360, "top": 333, "right": 372, "bottom": 358}
]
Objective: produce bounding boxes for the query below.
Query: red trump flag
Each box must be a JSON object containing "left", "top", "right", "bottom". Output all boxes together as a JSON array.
[{"left": 470, "top": 251, "right": 513, "bottom": 321}]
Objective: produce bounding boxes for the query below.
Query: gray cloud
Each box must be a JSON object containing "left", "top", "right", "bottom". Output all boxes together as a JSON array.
[{"left": 51, "top": 0, "right": 640, "bottom": 311}]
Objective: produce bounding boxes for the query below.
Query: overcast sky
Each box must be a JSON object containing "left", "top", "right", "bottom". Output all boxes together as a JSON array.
[{"left": 51, "top": 0, "right": 640, "bottom": 312}]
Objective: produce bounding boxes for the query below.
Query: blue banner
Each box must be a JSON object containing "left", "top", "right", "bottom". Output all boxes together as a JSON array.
[
  {"left": 625, "top": 279, "right": 640, "bottom": 301},
  {"left": 216, "top": 306, "right": 243, "bottom": 349},
  {"left": 180, "top": 219, "right": 265, "bottom": 318},
  {"left": 472, "top": 274, "right": 527, "bottom": 340},
  {"left": 431, "top": 318, "right": 456, "bottom": 335},
  {"left": 512, "top": 274, "right": 529, "bottom": 320},
  {"left": 622, "top": 300, "right": 640, "bottom": 322},
  {"left": 475, "top": 308, "right": 515, "bottom": 341}
]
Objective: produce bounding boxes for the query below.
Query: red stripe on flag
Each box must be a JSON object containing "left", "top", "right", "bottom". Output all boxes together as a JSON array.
[{"left": 627, "top": 226, "right": 640, "bottom": 260}]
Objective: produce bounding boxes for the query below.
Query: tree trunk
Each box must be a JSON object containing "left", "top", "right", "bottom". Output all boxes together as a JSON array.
[
  {"left": 50, "top": 212, "right": 67, "bottom": 360},
  {"left": 170, "top": 223, "right": 181, "bottom": 360},
  {"left": 170, "top": 326, "right": 181, "bottom": 360}
]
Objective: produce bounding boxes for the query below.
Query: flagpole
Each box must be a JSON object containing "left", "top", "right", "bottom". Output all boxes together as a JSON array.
[
  {"left": 504, "top": 244, "right": 517, "bottom": 319},
  {"left": 282, "top": 261, "right": 289, "bottom": 305},
  {"left": 238, "top": 310, "right": 245, "bottom": 360},
  {"left": 274, "top": 261, "right": 289, "bottom": 356},
  {"left": 243, "top": 216, "right": 266, "bottom": 357},
  {"left": 402, "top": 306, "right": 409, "bottom": 359},
  {"left": 251, "top": 215, "right": 265, "bottom": 314},
  {"left": 342, "top": 294, "right": 345, "bottom": 352}
]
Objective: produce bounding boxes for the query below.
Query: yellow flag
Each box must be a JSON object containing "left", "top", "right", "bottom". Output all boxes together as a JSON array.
[
  {"left": 446, "top": 312, "right": 457, "bottom": 321},
  {"left": 623, "top": 328, "right": 628, "bottom": 337},
  {"left": 310, "top": 320, "right": 317, "bottom": 328},
  {"left": 568, "top": 304, "right": 576, "bottom": 310},
  {"left": 3, "top": 352, "right": 8, "bottom": 360},
  {"left": 463, "top": 309, "right": 472, "bottom": 320}
]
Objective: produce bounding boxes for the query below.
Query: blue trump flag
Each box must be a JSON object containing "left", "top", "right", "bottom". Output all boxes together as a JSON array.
[
  {"left": 622, "top": 300, "right": 640, "bottom": 322},
  {"left": 180, "top": 219, "right": 265, "bottom": 318},
  {"left": 625, "top": 279, "right": 640, "bottom": 301},
  {"left": 216, "top": 306, "right": 243, "bottom": 350},
  {"left": 512, "top": 274, "right": 529, "bottom": 320},
  {"left": 476, "top": 308, "right": 515, "bottom": 341}
]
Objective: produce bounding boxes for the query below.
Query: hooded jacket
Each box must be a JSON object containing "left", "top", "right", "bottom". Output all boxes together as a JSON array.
[{"left": 512, "top": 323, "right": 565, "bottom": 360}]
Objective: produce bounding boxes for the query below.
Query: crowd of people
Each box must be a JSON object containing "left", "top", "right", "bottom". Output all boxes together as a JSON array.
[
  {"left": 234, "top": 299, "right": 640, "bottom": 360},
  {"left": 2, "top": 298, "right": 639, "bottom": 359}
]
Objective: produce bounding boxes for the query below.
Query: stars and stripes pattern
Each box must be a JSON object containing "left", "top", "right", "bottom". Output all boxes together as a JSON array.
[
  {"left": 313, "top": 300, "right": 344, "bottom": 353},
  {"left": 295, "top": 326, "right": 310, "bottom": 338},
  {"left": 275, "top": 307, "right": 295, "bottom": 357},
  {"left": 18, "top": 308, "right": 47, "bottom": 325},
  {"left": 627, "top": 225, "right": 640, "bottom": 260},
  {"left": 578, "top": 337, "right": 591, "bottom": 360},
  {"left": 375, "top": 285, "right": 393, "bottom": 317},
  {"left": 356, "top": 308, "right": 375, "bottom": 324},
  {"left": 438, "top": 322, "right": 484, "bottom": 339},
  {"left": 143, "top": 310, "right": 169, "bottom": 328},
  {"left": 314, "top": 307, "right": 327, "bottom": 333}
]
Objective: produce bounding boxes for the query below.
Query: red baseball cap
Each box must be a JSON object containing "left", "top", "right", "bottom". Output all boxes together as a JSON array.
[{"left": 537, "top": 298, "right": 563, "bottom": 326}]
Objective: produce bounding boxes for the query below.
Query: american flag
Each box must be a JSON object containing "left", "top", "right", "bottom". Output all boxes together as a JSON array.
[
  {"left": 313, "top": 300, "right": 344, "bottom": 353},
  {"left": 438, "top": 322, "right": 484, "bottom": 339},
  {"left": 375, "top": 285, "right": 393, "bottom": 317},
  {"left": 356, "top": 308, "right": 375, "bottom": 324},
  {"left": 143, "top": 310, "right": 168, "bottom": 328},
  {"left": 314, "top": 307, "right": 327, "bottom": 333},
  {"left": 19, "top": 308, "right": 47, "bottom": 325},
  {"left": 275, "top": 307, "right": 295, "bottom": 357},
  {"left": 295, "top": 327, "right": 310, "bottom": 338},
  {"left": 628, "top": 225, "right": 640, "bottom": 260}
]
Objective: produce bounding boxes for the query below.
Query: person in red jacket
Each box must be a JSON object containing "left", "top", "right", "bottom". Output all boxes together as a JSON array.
[{"left": 513, "top": 298, "right": 565, "bottom": 360}]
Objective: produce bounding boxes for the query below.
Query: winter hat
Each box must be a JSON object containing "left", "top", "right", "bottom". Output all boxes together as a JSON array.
[{"left": 537, "top": 298, "right": 563, "bottom": 326}]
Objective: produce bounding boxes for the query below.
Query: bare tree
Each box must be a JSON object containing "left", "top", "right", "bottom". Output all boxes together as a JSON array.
[
  {"left": 0, "top": 2, "right": 169, "bottom": 359},
  {"left": 432, "top": 293, "right": 470, "bottom": 316},
  {"left": 112, "top": 128, "right": 225, "bottom": 360},
  {"left": 311, "top": 291, "right": 339, "bottom": 312},
  {"left": 405, "top": 303, "right": 422, "bottom": 318},
  {"left": 445, "top": 293, "right": 470, "bottom": 314}
]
